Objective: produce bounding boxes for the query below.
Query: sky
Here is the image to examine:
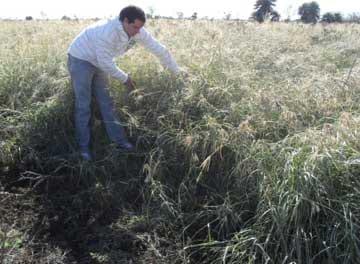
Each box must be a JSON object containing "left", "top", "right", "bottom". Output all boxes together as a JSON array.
[{"left": 1, "top": 0, "right": 360, "bottom": 20}]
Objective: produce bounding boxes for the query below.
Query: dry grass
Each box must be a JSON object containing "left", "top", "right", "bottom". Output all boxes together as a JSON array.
[{"left": 1, "top": 19, "right": 360, "bottom": 263}]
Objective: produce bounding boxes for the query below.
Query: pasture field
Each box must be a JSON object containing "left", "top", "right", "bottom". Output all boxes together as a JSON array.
[{"left": 1, "top": 19, "right": 360, "bottom": 263}]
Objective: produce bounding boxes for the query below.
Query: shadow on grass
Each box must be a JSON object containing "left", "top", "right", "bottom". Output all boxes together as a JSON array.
[
  {"left": 29, "top": 165, "right": 146, "bottom": 263},
  {"left": 1, "top": 79, "right": 260, "bottom": 263},
  {"left": 2, "top": 88, "right": 151, "bottom": 263}
]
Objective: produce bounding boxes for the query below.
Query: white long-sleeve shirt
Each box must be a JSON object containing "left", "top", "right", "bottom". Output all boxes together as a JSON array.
[{"left": 68, "top": 18, "right": 180, "bottom": 83}]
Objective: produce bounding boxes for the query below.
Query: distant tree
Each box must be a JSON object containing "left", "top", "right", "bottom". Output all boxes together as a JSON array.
[
  {"left": 270, "top": 10, "right": 280, "bottom": 21},
  {"left": 224, "top": 13, "right": 232, "bottom": 20},
  {"left": 177, "top": 11, "right": 184, "bottom": 19},
  {"left": 40, "top": 11, "right": 48, "bottom": 20},
  {"left": 284, "top": 5, "right": 294, "bottom": 22},
  {"left": 251, "top": 0, "right": 278, "bottom": 23},
  {"left": 321, "top": 12, "right": 343, "bottom": 23},
  {"left": 298, "top": 2, "right": 320, "bottom": 24},
  {"left": 333, "top": 12, "right": 343, "bottom": 22},
  {"left": 321, "top": 12, "right": 335, "bottom": 23},
  {"left": 147, "top": 6, "right": 155, "bottom": 19},
  {"left": 61, "top": 15, "right": 71, "bottom": 21},
  {"left": 191, "top": 12, "right": 198, "bottom": 20},
  {"left": 25, "top": 16, "right": 33, "bottom": 21},
  {"left": 346, "top": 12, "right": 360, "bottom": 23},
  {"left": 251, "top": 10, "right": 263, "bottom": 23}
]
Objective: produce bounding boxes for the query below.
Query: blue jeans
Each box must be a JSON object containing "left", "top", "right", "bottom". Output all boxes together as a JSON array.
[{"left": 67, "top": 54, "right": 127, "bottom": 150}]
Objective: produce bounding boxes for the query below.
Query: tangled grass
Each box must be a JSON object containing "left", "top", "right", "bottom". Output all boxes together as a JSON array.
[{"left": 1, "top": 19, "right": 360, "bottom": 263}]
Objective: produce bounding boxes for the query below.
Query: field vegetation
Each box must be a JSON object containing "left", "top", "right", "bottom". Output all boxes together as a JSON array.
[{"left": 1, "top": 19, "right": 360, "bottom": 263}]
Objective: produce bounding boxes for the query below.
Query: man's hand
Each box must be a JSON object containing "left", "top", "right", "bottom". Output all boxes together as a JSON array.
[{"left": 124, "top": 76, "right": 136, "bottom": 90}]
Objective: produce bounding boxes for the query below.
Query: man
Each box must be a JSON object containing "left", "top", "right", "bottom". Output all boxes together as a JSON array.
[{"left": 67, "top": 5, "right": 180, "bottom": 161}]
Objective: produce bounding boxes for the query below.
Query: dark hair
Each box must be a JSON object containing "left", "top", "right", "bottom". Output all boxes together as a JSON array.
[{"left": 119, "top": 5, "right": 146, "bottom": 23}]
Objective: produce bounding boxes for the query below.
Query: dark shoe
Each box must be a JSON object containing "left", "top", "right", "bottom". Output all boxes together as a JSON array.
[{"left": 116, "top": 141, "right": 135, "bottom": 152}]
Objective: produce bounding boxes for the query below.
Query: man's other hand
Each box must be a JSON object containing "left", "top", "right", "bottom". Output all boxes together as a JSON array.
[{"left": 125, "top": 76, "right": 136, "bottom": 90}]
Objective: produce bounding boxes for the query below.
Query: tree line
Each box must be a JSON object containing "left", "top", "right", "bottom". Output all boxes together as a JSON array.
[
  {"left": 22, "top": 1, "right": 359, "bottom": 24},
  {"left": 252, "top": 0, "right": 346, "bottom": 24}
]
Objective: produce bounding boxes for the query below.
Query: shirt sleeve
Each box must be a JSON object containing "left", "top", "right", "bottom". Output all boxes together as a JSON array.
[
  {"left": 94, "top": 38, "right": 128, "bottom": 83},
  {"left": 135, "top": 28, "right": 180, "bottom": 74}
]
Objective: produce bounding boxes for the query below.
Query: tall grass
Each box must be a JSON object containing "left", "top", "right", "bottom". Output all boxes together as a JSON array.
[{"left": 1, "top": 19, "right": 360, "bottom": 263}]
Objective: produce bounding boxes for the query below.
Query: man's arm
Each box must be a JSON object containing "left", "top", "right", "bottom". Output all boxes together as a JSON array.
[
  {"left": 95, "top": 38, "right": 129, "bottom": 83},
  {"left": 134, "top": 28, "right": 180, "bottom": 75}
]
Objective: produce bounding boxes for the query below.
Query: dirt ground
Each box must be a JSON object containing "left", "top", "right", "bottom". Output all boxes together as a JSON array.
[{"left": 0, "top": 174, "right": 179, "bottom": 264}]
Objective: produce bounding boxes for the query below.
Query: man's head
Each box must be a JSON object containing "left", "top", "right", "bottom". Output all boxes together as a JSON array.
[{"left": 119, "top": 6, "right": 146, "bottom": 37}]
